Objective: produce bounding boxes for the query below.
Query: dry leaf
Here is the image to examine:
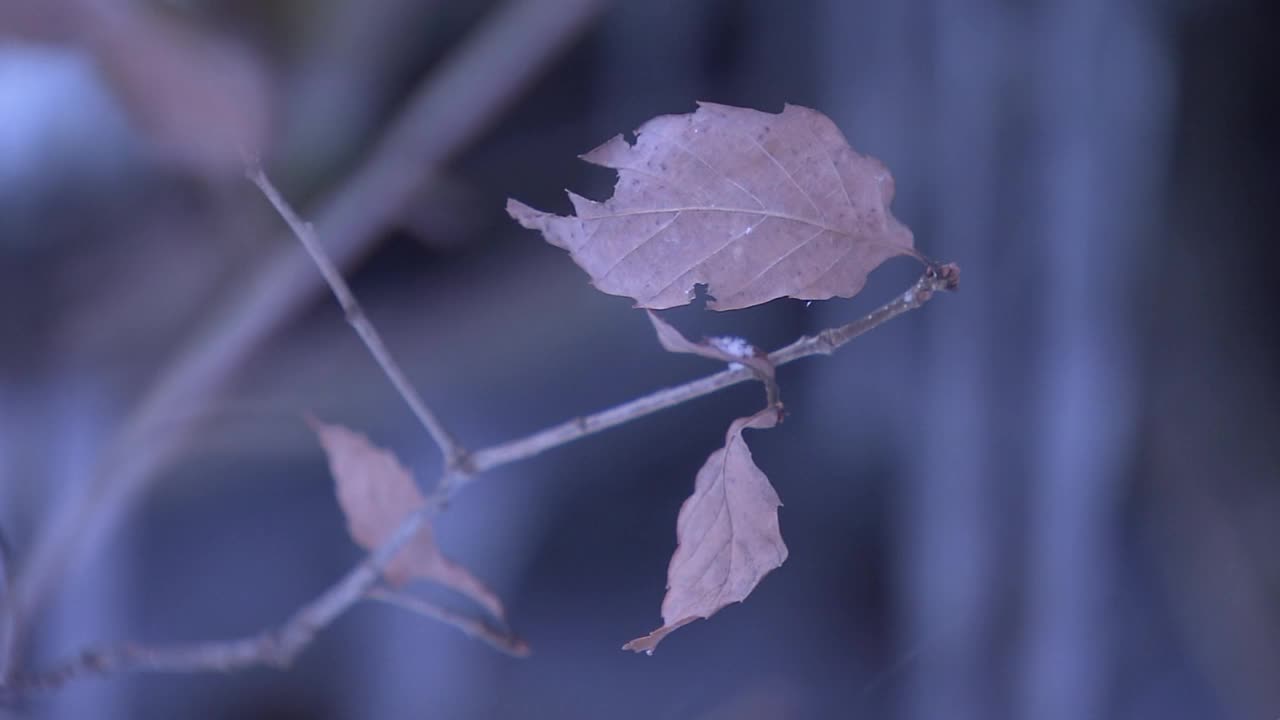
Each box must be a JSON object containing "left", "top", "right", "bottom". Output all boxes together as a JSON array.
[
  {"left": 310, "top": 420, "right": 505, "bottom": 621},
  {"left": 508, "top": 102, "right": 917, "bottom": 311},
  {"left": 367, "top": 588, "right": 530, "bottom": 658},
  {"left": 645, "top": 310, "right": 776, "bottom": 382},
  {"left": 624, "top": 407, "right": 787, "bottom": 654}
]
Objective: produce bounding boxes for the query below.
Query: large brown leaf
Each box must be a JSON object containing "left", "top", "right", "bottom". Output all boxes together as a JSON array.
[
  {"left": 623, "top": 407, "right": 787, "bottom": 654},
  {"left": 508, "top": 102, "right": 916, "bottom": 311},
  {"left": 310, "top": 420, "right": 505, "bottom": 622}
]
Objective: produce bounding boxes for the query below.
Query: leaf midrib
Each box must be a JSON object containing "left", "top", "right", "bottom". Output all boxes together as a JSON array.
[{"left": 593, "top": 206, "right": 853, "bottom": 238}]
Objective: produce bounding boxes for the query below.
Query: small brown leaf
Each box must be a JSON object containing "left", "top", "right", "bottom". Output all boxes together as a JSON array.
[
  {"left": 310, "top": 420, "right": 505, "bottom": 621},
  {"left": 509, "top": 102, "right": 917, "bottom": 311},
  {"left": 646, "top": 310, "right": 776, "bottom": 382},
  {"left": 367, "top": 588, "right": 530, "bottom": 658},
  {"left": 624, "top": 407, "right": 786, "bottom": 654}
]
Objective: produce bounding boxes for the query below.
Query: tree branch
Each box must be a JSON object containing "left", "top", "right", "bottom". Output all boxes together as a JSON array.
[
  {"left": 0, "top": 506, "right": 432, "bottom": 698},
  {"left": 465, "top": 262, "right": 959, "bottom": 481},
  {"left": 247, "top": 166, "right": 467, "bottom": 470},
  {"left": 0, "top": 262, "right": 956, "bottom": 698},
  {"left": 10, "top": 0, "right": 606, "bottom": 665}
]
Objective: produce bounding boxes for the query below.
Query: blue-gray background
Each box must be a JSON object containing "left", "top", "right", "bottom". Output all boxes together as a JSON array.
[{"left": 1, "top": 0, "right": 1277, "bottom": 718}]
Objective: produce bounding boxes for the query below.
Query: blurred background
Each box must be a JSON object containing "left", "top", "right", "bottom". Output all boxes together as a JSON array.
[{"left": 1, "top": 0, "right": 1277, "bottom": 717}]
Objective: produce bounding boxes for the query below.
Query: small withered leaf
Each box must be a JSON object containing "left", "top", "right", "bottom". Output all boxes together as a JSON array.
[
  {"left": 508, "top": 102, "right": 917, "bottom": 311},
  {"left": 645, "top": 310, "right": 775, "bottom": 380},
  {"left": 310, "top": 419, "right": 505, "bottom": 622},
  {"left": 623, "top": 407, "right": 786, "bottom": 654}
]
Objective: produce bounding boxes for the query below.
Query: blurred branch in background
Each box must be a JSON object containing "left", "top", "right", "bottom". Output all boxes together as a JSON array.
[
  {"left": 1018, "top": 2, "right": 1169, "bottom": 718},
  {"left": 0, "top": 529, "right": 14, "bottom": 681},
  {"left": 8, "top": 0, "right": 608, "bottom": 671},
  {"left": 1, "top": 0, "right": 271, "bottom": 177},
  {"left": 277, "top": 0, "right": 448, "bottom": 190}
]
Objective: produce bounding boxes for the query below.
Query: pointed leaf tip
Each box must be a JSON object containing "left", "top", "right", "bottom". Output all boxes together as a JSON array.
[
  {"left": 625, "top": 407, "right": 786, "bottom": 653},
  {"left": 311, "top": 419, "right": 506, "bottom": 622}
]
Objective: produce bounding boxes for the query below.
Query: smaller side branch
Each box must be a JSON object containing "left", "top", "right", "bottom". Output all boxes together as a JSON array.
[
  {"left": 247, "top": 166, "right": 468, "bottom": 471},
  {"left": 466, "top": 263, "right": 958, "bottom": 480},
  {"left": 775, "top": 261, "right": 960, "bottom": 363}
]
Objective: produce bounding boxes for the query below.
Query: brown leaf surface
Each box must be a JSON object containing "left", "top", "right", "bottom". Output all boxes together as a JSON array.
[
  {"left": 624, "top": 407, "right": 787, "bottom": 654},
  {"left": 508, "top": 102, "right": 916, "bottom": 311},
  {"left": 310, "top": 420, "right": 505, "bottom": 621}
]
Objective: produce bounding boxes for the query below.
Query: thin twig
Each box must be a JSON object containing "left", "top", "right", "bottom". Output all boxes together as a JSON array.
[
  {"left": 0, "top": 507, "right": 431, "bottom": 699},
  {"left": 247, "top": 166, "right": 467, "bottom": 470},
  {"left": 367, "top": 588, "right": 529, "bottom": 657},
  {"left": 465, "top": 263, "right": 959, "bottom": 482},
  {"left": 10, "top": 0, "right": 605, "bottom": 664}
]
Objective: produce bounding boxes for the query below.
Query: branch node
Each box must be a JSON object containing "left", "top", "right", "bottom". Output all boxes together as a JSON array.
[
  {"left": 813, "top": 329, "right": 839, "bottom": 353},
  {"left": 930, "top": 261, "right": 961, "bottom": 292},
  {"left": 344, "top": 304, "right": 367, "bottom": 327}
]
